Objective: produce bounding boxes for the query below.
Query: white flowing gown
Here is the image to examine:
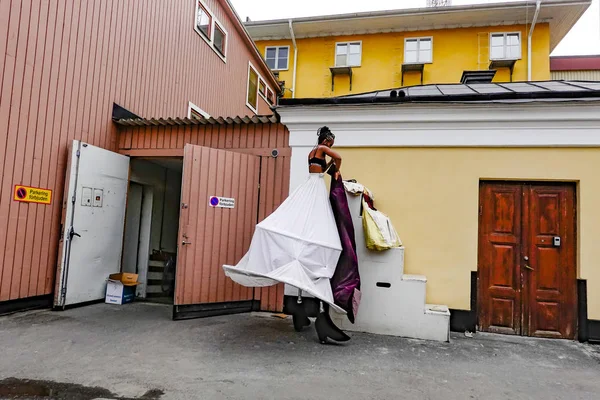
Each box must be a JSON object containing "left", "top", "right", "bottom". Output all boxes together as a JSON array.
[{"left": 222, "top": 173, "right": 345, "bottom": 313}]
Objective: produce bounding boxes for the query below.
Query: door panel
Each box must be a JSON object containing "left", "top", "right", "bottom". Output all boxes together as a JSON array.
[
  {"left": 526, "top": 185, "right": 576, "bottom": 339},
  {"left": 479, "top": 182, "right": 577, "bottom": 339},
  {"left": 174, "top": 145, "right": 260, "bottom": 309},
  {"left": 479, "top": 183, "right": 523, "bottom": 335},
  {"left": 54, "top": 141, "right": 130, "bottom": 307}
]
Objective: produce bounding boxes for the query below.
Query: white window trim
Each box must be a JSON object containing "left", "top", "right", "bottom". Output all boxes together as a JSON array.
[
  {"left": 266, "top": 87, "right": 275, "bottom": 105},
  {"left": 258, "top": 78, "right": 268, "bottom": 102},
  {"left": 334, "top": 41, "right": 363, "bottom": 67},
  {"left": 246, "top": 62, "right": 261, "bottom": 114},
  {"left": 265, "top": 45, "right": 290, "bottom": 71},
  {"left": 489, "top": 32, "right": 522, "bottom": 61},
  {"left": 194, "top": 0, "right": 228, "bottom": 63},
  {"left": 212, "top": 19, "right": 228, "bottom": 62},
  {"left": 403, "top": 36, "right": 433, "bottom": 64},
  {"left": 188, "top": 102, "right": 210, "bottom": 119}
]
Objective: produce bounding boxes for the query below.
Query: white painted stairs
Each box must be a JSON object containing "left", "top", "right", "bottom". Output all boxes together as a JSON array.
[{"left": 329, "top": 192, "right": 451, "bottom": 342}]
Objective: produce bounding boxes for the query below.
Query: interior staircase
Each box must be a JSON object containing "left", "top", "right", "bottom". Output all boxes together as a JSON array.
[{"left": 330, "top": 192, "right": 450, "bottom": 342}]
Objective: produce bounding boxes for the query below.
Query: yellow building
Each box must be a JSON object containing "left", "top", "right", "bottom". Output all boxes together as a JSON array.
[
  {"left": 246, "top": 1, "right": 591, "bottom": 98},
  {"left": 279, "top": 80, "right": 600, "bottom": 342}
]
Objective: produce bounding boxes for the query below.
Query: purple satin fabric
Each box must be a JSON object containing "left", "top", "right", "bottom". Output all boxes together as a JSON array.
[{"left": 329, "top": 173, "right": 361, "bottom": 323}]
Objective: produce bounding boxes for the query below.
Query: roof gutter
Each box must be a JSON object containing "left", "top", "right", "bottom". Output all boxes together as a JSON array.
[
  {"left": 528, "top": 0, "right": 542, "bottom": 81},
  {"left": 289, "top": 19, "right": 298, "bottom": 99}
]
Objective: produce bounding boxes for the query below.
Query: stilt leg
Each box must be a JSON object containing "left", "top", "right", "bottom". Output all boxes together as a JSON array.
[{"left": 291, "top": 289, "right": 311, "bottom": 332}]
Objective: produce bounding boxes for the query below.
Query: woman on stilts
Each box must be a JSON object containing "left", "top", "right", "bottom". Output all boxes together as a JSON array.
[{"left": 223, "top": 126, "right": 353, "bottom": 344}]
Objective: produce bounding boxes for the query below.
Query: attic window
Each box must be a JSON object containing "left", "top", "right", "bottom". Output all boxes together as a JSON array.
[
  {"left": 194, "top": 0, "right": 227, "bottom": 62},
  {"left": 213, "top": 22, "right": 227, "bottom": 57},
  {"left": 246, "top": 63, "right": 260, "bottom": 113},
  {"left": 195, "top": 2, "right": 211, "bottom": 39},
  {"left": 266, "top": 87, "right": 275, "bottom": 105}
]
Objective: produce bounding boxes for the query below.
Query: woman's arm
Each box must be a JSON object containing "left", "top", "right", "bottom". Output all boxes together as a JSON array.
[{"left": 320, "top": 146, "right": 342, "bottom": 171}]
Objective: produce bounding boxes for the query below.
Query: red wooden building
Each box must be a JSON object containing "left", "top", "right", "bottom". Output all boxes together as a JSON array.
[{"left": 0, "top": 0, "right": 287, "bottom": 316}]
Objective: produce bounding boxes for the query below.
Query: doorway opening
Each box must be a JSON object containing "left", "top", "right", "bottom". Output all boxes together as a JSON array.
[
  {"left": 477, "top": 181, "right": 577, "bottom": 339},
  {"left": 122, "top": 158, "right": 183, "bottom": 305}
]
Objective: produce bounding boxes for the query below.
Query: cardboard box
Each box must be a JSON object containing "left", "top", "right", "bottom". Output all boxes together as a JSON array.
[{"left": 105, "top": 273, "right": 140, "bottom": 305}]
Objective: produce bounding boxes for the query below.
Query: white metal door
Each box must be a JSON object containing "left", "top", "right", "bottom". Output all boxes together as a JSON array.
[{"left": 54, "top": 140, "right": 130, "bottom": 307}]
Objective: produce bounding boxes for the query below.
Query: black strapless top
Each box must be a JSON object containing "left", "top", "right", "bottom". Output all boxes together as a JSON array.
[{"left": 308, "top": 157, "right": 327, "bottom": 170}]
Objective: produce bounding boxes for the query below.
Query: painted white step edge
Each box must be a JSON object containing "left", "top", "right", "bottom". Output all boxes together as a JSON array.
[
  {"left": 425, "top": 304, "right": 451, "bottom": 316},
  {"left": 402, "top": 274, "right": 427, "bottom": 282}
]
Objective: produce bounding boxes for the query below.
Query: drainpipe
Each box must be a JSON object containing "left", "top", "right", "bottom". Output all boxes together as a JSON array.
[
  {"left": 288, "top": 19, "right": 298, "bottom": 98},
  {"left": 527, "top": 0, "right": 542, "bottom": 81}
]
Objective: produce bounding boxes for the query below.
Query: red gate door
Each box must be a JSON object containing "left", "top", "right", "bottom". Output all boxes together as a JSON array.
[{"left": 174, "top": 145, "right": 260, "bottom": 320}]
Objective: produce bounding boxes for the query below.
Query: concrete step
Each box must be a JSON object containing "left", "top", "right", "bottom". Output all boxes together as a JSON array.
[
  {"left": 147, "top": 271, "right": 163, "bottom": 280},
  {"left": 329, "top": 191, "right": 450, "bottom": 342},
  {"left": 148, "top": 260, "right": 165, "bottom": 268},
  {"left": 146, "top": 285, "right": 163, "bottom": 294}
]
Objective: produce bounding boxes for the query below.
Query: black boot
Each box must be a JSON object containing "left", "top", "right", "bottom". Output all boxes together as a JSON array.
[
  {"left": 315, "top": 302, "right": 350, "bottom": 344},
  {"left": 292, "top": 311, "right": 311, "bottom": 332}
]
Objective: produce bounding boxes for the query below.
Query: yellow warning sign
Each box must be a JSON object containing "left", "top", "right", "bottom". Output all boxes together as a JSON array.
[{"left": 14, "top": 185, "right": 52, "bottom": 205}]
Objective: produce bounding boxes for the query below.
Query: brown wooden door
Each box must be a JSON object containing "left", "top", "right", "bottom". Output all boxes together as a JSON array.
[
  {"left": 174, "top": 145, "right": 260, "bottom": 317},
  {"left": 478, "top": 182, "right": 576, "bottom": 339}
]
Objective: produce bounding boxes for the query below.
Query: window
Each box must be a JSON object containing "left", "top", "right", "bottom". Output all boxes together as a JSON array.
[
  {"left": 335, "top": 42, "right": 361, "bottom": 67},
  {"left": 490, "top": 33, "right": 521, "bottom": 60},
  {"left": 194, "top": 0, "right": 227, "bottom": 62},
  {"left": 246, "top": 64, "right": 259, "bottom": 113},
  {"left": 188, "top": 102, "right": 210, "bottom": 119},
  {"left": 404, "top": 37, "right": 433, "bottom": 64},
  {"left": 259, "top": 79, "right": 266, "bottom": 97},
  {"left": 195, "top": 2, "right": 211, "bottom": 39},
  {"left": 265, "top": 46, "right": 289, "bottom": 70},
  {"left": 213, "top": 22, "right": 227, "bottom": 57},
  {"left": 266, "top": 87, "right": 275, "bottom": 105}
]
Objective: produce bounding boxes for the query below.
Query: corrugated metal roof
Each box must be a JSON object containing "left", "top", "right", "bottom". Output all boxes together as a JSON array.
[
  {"left": 278, "top": 81, "right": 600, "bottom": 106},
  {"left": 114, "top": 115, "right": 279, "bottom": 127}
]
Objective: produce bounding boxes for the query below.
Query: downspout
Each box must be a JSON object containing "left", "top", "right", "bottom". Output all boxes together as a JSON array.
[
  {"left": 289, "top": 19, "right": 298, "bottom": 98},
  {"left": 528, "top": 0, "right": 542, "bottom": 81}
]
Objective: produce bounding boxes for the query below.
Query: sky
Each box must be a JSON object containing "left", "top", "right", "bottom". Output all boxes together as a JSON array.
[{"left": 231, "top": 0, "right": 600, "bottom": 56}]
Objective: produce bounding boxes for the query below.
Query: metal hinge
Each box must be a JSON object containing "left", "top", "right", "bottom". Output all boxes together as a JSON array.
[
  {"left": 71, "top": 195, "right": 76, "bottom": 204},
  {"left": 76, "top": 150, "right": 80, "bottom": 157},
  {"left": 61, "top": 287, "right": 67, "bottom": 296},
  {"left": 479, "top": 205, "right": 483, "bottom": 216},
  {"left": 258, "top": 183, "right": 261, "bottom": 189}
]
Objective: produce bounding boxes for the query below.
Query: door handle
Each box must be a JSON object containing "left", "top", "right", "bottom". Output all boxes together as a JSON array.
[
  {"left": 182, "top": 240, "right": 191, "bottom": 246},
  {"left": 69, "top": 227, "right": 81, "bottom": 239},
  {"left": 523, "top": 256, "right": 533, "bottom": 271}
]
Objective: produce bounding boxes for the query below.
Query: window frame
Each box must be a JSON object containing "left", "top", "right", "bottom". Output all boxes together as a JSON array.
[
  {"left": 194, "top": 1, "right": 212, "bottom": 42},
  {"left": 188, "top": 101, "right": 211, "bottom": 119},
  {"left": 194, "top": 0, "right": 228, "bottom": 63},
  {"left": 212, "top": 20, "right": 228, "bottom": 60},
  {"left": 403, "top": 37, "right": 434, "bottom": 64},
  {"left": 489, "top": 32, "right": 522, "bottom": 61},
  {"left": 246, "top": 62, "right": 261, "bottom": 114},
  {"left": 334, "top": 41, "right": 362, "bottom": 68},
  {"left": 266, "top": 87, "right": 275, "bottom": 105},
  {"left": 265, "top": 46, "right": 290, "bottom": 71},
  {"left": 258, "top": 78, "right": 267, "bottom": 99}
]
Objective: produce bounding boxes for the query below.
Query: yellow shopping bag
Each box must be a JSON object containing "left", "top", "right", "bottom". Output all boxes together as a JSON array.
[{"left": 362, "top": 199, "right": 402, "bottom": 251}]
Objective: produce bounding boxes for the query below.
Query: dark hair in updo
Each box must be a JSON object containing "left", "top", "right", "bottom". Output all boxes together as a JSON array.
[{"left": 317, "top": 126, "right": 335, "bottom": 144}]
